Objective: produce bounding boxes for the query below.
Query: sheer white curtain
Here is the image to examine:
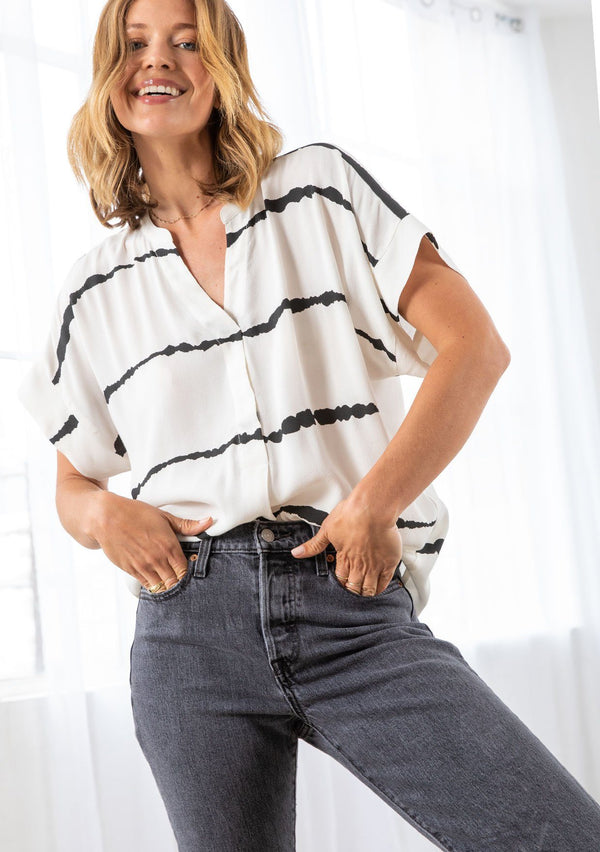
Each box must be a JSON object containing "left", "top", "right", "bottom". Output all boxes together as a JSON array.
[
  {"left": 283, "top": 2, "right": 600, "bottom": 847},
  {"left": 4, "top": 0, "right": 599, "bottom": 850}
]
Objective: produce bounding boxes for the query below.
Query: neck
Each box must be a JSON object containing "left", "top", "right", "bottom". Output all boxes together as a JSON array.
[{"left": 134, "top": 130, "right": 216, "bottom": 217}]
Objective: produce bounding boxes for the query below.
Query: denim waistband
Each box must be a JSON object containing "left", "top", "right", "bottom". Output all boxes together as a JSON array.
[{"left": 180, "top": 517, "right": 333, "bottom": 554}]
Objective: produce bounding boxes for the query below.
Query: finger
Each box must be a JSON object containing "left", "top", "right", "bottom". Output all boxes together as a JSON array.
[
  {"left": 339, "top": 557, "right": 365, "bottom": 595},
  {"left": 334, "top": 554, "right": 350, "bottom": 585},
  {"left": 291, "top": 526, "right": 330, "bottom": 558},
  {"left": 135, "top": 571, "right": 164, "bottom": 593},
  {"left": 141, "top": 552, "right": 187, "bottom": 591},
  {"left": 345, "top": 562, "right": 383, "bottom": 596},
  {"left": 365, "top": 568, "right": 391, "bottom": 596},
  {"left": 376, "top": 565, "right": 401, "bottom": 595},
  {"left": 124, "top": 565, "right": 148, "bottom": 587},
  {"left": 161, "top": 553, "right": 190, "bottom": 590}
]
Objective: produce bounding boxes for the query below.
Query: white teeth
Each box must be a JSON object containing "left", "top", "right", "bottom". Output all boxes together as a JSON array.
[{"left": 137, "top": 85, "right": 182, "bottom": 97}]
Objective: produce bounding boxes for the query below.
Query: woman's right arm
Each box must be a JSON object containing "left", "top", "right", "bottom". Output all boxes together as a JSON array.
[
  {"left": 55, "top": 449, "right": 109, "bottom": 549},
  {"left": 54, "top": 450, "right": 214, "bottom": 590}
]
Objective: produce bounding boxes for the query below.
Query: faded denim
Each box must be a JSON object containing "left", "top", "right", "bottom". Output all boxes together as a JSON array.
[{"left": 129, "top": 519, "right": 600, "bottom": 851}]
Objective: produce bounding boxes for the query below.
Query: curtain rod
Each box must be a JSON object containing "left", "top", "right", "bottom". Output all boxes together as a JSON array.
[{"left": 418, "top": 0, "right": 524, "bottom": 31}]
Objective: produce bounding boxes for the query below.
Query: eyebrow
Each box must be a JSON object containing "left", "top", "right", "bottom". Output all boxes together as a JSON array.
[{"left": 125, "top": 22, "right": 197, "bottom": 31}]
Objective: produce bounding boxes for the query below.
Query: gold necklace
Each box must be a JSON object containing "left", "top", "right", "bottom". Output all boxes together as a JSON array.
[{"left": 150, "top": 195, "right": 216, "bottom": 225}]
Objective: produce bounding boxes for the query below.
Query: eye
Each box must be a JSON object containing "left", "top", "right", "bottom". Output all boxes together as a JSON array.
[{"left": 126, "top": 40, "right": 197, "bottom": 51}]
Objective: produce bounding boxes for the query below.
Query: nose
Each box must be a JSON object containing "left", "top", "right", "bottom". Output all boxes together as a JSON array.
[
  {"left": 143, "top": 43, "right": 176, "bottom": 71},
  {"left": 145, "top": 57, "right": 174, "bottom": 70}
]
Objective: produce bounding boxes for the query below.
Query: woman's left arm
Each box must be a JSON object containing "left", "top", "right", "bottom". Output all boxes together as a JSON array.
[
  {"left": 350, "top": 233, "right": 510, "bottom": 524},
  {"left": 291, "top": 234, "right": 510, "bottom": 592}
]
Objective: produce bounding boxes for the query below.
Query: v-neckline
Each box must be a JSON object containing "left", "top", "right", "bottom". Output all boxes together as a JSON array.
[{"left": 140, "top": 202, "right": 242, "bottom": 330}]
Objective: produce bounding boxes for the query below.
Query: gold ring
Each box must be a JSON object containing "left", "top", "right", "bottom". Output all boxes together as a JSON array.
[{"left": 148, "top": 581, "right": 166, "bottom": 593}]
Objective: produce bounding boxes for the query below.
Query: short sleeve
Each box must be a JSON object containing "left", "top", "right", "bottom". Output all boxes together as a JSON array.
[
  {"left": 17, "top": 259, "right": 131, "bottom": 480},
  {"left": 337, "top": 145, "right": 468, "bottom": 376}
]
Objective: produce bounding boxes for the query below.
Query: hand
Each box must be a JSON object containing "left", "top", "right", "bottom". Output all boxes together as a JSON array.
[
  {"left": 92, "top": 493, "right": 214, "bottom": 591},
  {"left": 290, "top": 494, "right": 403, "bottom": 596}
]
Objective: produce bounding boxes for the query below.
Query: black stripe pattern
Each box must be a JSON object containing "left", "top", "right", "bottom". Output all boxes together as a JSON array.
[{"left": 18, "top": 140, "right": 452, "bottom": 614}]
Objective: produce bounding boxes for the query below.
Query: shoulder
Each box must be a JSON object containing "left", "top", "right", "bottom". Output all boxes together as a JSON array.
[
  {"left": 272, "top": 140, "right": 345, "bottom": 167},
  {"left": 55, "top": 222, "right": 145, "bottom": 308},
  {"left": 77, "top": 221, "right": 143, "bottom": 274},
  {"left": 264, "top": 141, "right": 390, "bottom": 210},
  {"left": 264, "top": 141, "right": 350, "bottom": 190}
]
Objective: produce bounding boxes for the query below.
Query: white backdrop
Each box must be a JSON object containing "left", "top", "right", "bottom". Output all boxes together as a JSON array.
[
  {"left": 594, "top": 0, "right": 600, "bottom": 112},
  {"left": 3, "top": 0, "right": 600, "bottom": 849}
]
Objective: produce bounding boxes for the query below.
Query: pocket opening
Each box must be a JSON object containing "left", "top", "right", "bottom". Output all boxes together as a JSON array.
[
  {"left": 139, "top": 543, "right": 206, "bottom": 602},
  {"left": 329, "top": 558, "right": 405, "bottom": 599}
]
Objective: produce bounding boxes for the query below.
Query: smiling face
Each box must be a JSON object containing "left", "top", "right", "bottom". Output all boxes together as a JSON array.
[{"left": 109, "top": 0, "right": 218, "bottom": 143}]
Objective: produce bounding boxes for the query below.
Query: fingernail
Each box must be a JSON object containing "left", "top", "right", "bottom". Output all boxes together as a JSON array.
[
  {"left": 291, "top": 544, "right": 305, "bottom": 556},
  {"left": 198, "top": 516, "right": 212, "bottom": 523}
]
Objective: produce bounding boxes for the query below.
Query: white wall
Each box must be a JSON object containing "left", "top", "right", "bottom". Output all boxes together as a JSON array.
[
  {"left": 535, "top": 4, "right": 600, "bottom": 408},
  {"left": 595, "top": 2, "right": 600, "bottom": 115}
]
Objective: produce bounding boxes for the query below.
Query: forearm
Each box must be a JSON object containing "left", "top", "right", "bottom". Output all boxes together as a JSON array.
[
  {"left": 55, "top": 478, "right": 113, "bottom": 549},
  {"left": 349, "top": 335, "right": 510, "bottom": 525}
]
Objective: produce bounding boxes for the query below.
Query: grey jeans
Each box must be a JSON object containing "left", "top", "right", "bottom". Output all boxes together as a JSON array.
[{"left": 129, "top": 519, "right": 600, "bottom": 851}]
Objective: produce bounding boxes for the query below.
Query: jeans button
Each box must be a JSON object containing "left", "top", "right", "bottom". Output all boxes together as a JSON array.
[{"left": 260, "top": 528, "right": 275, "bottom": 542}]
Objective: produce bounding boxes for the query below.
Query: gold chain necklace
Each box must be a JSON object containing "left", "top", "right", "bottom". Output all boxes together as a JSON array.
[{"left": 150, "top": 195, "right": 216, "bottom": 225}]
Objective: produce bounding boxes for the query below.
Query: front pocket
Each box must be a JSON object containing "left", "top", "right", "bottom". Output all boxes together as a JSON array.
[
  {"left": 138, "top": 548, "right": 198, "bottom": 602},
  {"left": 328, "top": 555, "right": 404, "bottom": 600}
]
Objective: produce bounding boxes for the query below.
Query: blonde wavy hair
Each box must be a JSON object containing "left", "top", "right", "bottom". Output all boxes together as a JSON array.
[{"left": 67, "top": 0, "right": 284, "bottom": 230}]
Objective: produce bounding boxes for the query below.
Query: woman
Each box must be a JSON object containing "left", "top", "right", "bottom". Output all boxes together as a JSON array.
[{"left": 17, "top": 0, "right": 600, "bottom": 849}]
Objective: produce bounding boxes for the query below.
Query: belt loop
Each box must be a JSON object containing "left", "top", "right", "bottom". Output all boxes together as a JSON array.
[
  {"left": 192, "top": 537, "right": 212, "bottom": 578},
  {"left": 315, "top": 550, "right": 329, "bottom": 576},
  {"left": 305, "top": 521, "right": 330, "bottom": 577}
]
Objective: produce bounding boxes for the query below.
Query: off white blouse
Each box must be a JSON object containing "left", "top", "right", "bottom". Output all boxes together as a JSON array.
[{"left": 17, "top": 141, "right": 465, "bottom": 614}]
